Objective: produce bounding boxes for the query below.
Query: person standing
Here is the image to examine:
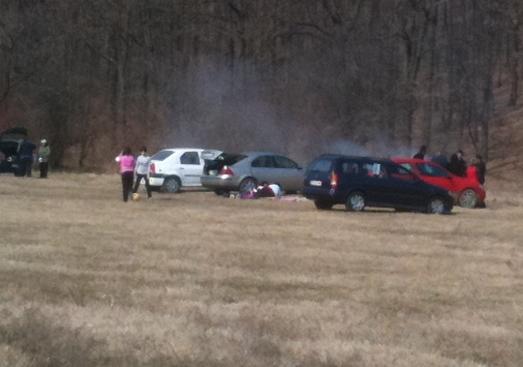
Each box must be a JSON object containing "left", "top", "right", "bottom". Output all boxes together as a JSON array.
[
  {"left": 19, "top": 139, "right": 36, "bottom": 177},
  {"left": 37, "top": 139, "right": 51, "bottom": 178},
  {"left": 115, "top": 147, "right": 135, "bottom": 202},
  {"left": 447, "top": 150, "right": 467, "bottom": 177},
  {"left": 133, "top": 146, "right": 152, "bottom": 199},
  {"left": 413, "top": 145, "right": 427, "bottom": 160},
  {"left": 473, "top": 154, "right": 486, "bottom": 185}
]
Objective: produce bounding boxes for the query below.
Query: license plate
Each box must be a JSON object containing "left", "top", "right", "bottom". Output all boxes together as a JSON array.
[{"left": 310, "top": 180, "right": 322, "bottom": 187}]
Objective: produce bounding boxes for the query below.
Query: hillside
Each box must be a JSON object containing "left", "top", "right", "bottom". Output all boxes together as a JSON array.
[{"left": 488, "top": 83, "right": 523, "bottom": 188}]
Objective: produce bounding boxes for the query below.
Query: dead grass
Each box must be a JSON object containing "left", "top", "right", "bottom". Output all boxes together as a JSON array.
[{"left": 0, "top": 173, "right": 522, "bottom": 366}]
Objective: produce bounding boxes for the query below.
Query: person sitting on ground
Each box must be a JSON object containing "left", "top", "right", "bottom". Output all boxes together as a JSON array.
[
  {"left": 255, "top": 182, "right": 282, "bottom": 198},
  {"left": 413, "top": 145, "right": 427, "bottom": 160},
  {"left": 37, "top": 139, "right": 51, "bottom": 178},
  {"left": 447, "top": 149, "right": 467, "bottom": 177},
  {"left": 115, "top": 147, "right": 135, "bottom": 202},
  {"left": 133, "top": 146, "right": 152, "bottom": 199}
]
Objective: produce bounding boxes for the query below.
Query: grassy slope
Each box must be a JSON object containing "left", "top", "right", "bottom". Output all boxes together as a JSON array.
[
  {"left": 488, "top": 83, "right": 523, "bottom": 185},
  {"left": 0, "top": 174, "right": 522, "bottom": 367}
]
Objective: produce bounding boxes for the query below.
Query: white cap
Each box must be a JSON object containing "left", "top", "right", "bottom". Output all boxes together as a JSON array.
[{"left": 41, "top": 139, "right": 47, "bottom": 144}]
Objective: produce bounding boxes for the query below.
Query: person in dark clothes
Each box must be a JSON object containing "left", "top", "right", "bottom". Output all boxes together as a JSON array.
[
  {"left": 413, "top": 145, "right": 427, "bottom": 160},
  {"left": 473, "top": 154, "right": 486, "bottom": 185},
  {"left": 115, "top": 147, "right": 135, "bottom": 202},
  {"left": 447, "top": 150, "right": 467, "bottom": 177},
  {"left": 19, "top": 139, "right": 36, "bottom": 177},
  {"left": 37, "top": 139, "right": 51, "bottom": 178}
]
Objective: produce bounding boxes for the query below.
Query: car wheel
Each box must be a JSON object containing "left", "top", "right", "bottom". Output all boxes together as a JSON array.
[
  {"left": 346, "top": 191, "right": 365, "bottom": 212},
  {"left": 427, "top": 197, "right": 446, "bottom": 214},
  {"left": 458, "top": 189, "right": 477, "bottom": 208},
  {"left": 162, "top": 177, "right": 181, "bottom": 193},
  {"left": 239, "top": 177, "right": 257, "bottom": 193},
  {"left": 314, "top": 199, "right": 333, "bottom": 210}
]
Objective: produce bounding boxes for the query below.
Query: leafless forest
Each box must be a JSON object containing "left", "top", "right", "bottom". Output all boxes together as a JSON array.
[{"left": 0, "top": 0, "right": 521, "bottom": 169}]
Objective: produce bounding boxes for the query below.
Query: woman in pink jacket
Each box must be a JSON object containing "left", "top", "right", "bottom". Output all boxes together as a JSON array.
[{"left": 115, "top": 147, "right": 135, "bottom": 202}]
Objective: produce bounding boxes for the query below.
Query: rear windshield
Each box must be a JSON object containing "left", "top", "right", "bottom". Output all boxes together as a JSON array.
[
  {"left": 151, "top": 150, "right": 174, "bottom": 161},
  {"left": 308, "top": 159, "right": 332, "bottom": 173},
  {"left": 214, "top": 153, "right": 247, "bottom": 166}
]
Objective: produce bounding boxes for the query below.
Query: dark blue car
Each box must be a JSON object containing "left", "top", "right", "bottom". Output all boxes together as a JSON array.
[{"left": 303, "top": 155, "right": 453, "bottom": 214}]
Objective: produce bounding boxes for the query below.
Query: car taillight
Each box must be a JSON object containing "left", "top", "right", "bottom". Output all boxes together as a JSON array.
[
  {"left": 219, "top": 165, "right": 234, "bottom": 176},
  {"left": 330, "top": 171, "right": 339, "bottom": 189},
  {"left": 149, "top": 163, "right": 156, "bottom": 175}
]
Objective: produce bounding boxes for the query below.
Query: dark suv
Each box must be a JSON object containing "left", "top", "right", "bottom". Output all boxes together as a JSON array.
[
  {"left": 0, "top": 127, "right": 27, "bottom": 176},
  {"left": 303, "top": 155, "right": 453, "bottom": 214}
]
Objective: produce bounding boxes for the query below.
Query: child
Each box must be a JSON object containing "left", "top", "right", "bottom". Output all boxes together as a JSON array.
[
  {"left": 133, "top": 146, "right": 152, "bottom": 199},
  {"left": 115, "top": 147, "right": 135, "bottom": 202}
]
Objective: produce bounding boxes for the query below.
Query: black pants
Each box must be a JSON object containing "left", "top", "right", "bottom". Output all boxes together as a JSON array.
[
  {"left": 133, "top": 174, "right": 151, "bottom": 198},
  {"left": 121, "top": 172, "right": 134, "bottom": 202},
  {"left": 22, "top": 159, "right": 33, "bottom": 177},
  {"left": 39, "top": 162, "right": 49, "bottom": 178}
]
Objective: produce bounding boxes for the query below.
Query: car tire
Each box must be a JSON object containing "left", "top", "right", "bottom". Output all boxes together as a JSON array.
[
  {"left": 239, "top": 177, "right": 257, "bottom": 194},
  {"left": 162, "top": 177, "right": 181, "bottom": 193},
  {"left": 314, "top": 199, "right": 333, "bottom": 210},
  {"left": 427, "top": 197, "right": 446, "bottom": 214},
  {"left": 346, "top": 191, "right": 365, "bottom": 212},
  {"left": 458, "top": 189, "right": 477, "bottom": 208}
]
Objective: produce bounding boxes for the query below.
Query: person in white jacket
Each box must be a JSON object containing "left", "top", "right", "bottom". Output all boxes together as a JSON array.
[{"left": 133, "top": 146, "right": 152, "bottom": 198}]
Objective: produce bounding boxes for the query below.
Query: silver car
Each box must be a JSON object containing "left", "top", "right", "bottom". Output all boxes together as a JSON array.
[{"left": 200, "top": 152, "right": 304, "bottom": 194}]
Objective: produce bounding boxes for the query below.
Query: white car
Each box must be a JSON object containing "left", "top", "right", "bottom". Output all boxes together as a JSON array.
[{"left": 148, "top": 148, "right": 222, "bottom": 193}]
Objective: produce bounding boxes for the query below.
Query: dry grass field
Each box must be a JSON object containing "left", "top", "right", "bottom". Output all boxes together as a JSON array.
[{"left": 0, "top": 173, "right": 522, "bottom": 367}]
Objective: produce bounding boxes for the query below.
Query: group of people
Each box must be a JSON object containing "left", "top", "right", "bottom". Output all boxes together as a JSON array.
[
  {"left": 115, "top": 146, "right": 152, "bottom": 202},
  {"left": 239, "top": 182, "right": 282, "bottom": 199},
  {"left": 17, "top": 138, "right": 51, "bottom": 178},
  {"left": 413, "top": 145, "right": 486, "bottom": 184}
]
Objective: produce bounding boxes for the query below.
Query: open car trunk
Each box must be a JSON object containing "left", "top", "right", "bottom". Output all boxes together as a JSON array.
[
  {"left": 0, "top": 127, "right": 27, "bottom": 156},
  {"left": 0, "top": 127, "right": 27, "bottom": 174},
  {"left": 203, "top": 153, "right": 247, "bottom": 175}
]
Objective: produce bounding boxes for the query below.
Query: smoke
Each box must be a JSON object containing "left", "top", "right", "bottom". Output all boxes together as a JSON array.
[
  {"left": 157, "top": 60, "right": 420, "bottom": 166},
  {"left": 164, "top": 61, "right": 290, "bottom": 155}
]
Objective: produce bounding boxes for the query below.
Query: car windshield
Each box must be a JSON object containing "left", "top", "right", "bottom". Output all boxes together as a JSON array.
[
  {"left": 151, "top": 150, "right": 174, "bottom": 161},
  {"left": 416, "top": 163, "right": 448, "bottom": 177},
  {"left": 308, "top": 159, "right": 332, "bottom": 173}
]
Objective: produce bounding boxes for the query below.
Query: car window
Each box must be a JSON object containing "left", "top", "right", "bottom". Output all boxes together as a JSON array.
[
  {"left": 180, "top": 151, "right": 200, "bottom": 165},
  {"left": 363, "top": 162, "right": 387, "bottom": 178},
  {"left": 274, "top": 155, "right": 298, "bottom": 169},
  {"left": 151, "top": 150, "right": 174, "bottom": 161},
  {"left": 251, "top": 155, "right": 275, "bottom": 168},
  {"left": 400, "top": 163, "right": 413, "bottom": 171},
  {"left": 388, "top": 164, "right": 416, "bottom": 181},
  {"left": 416, "top": 163, "right": 447, "bottom": 177},
  {"left": 341, "top": 161, "right": 361, "bottom": 176},
  {"left": 308, "top": 159, "right": 332, "bottom": 173}
]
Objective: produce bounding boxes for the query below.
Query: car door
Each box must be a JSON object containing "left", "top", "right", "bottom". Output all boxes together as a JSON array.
[
  {"left": 272, "top": 155, "right": 304, "bottom": 191},
  {"left": 384, "top": 163, "right": 427, "bottom": 207},
  {"left": 415, "top": 162, "right": 455, "bottom": 191},
  {"left": 179, "top": 151, "right": 203, "bottom": 186},
  {"left": 359, "top": 162, "right": 391, "bottom": 205},
  {"left": 250, "top": 155, "right": 278, "bottom": 184}
]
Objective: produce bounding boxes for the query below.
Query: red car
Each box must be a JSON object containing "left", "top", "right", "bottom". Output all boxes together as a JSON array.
[{"left": 392, "top": 158, "right": 486, "bottom": 208}]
